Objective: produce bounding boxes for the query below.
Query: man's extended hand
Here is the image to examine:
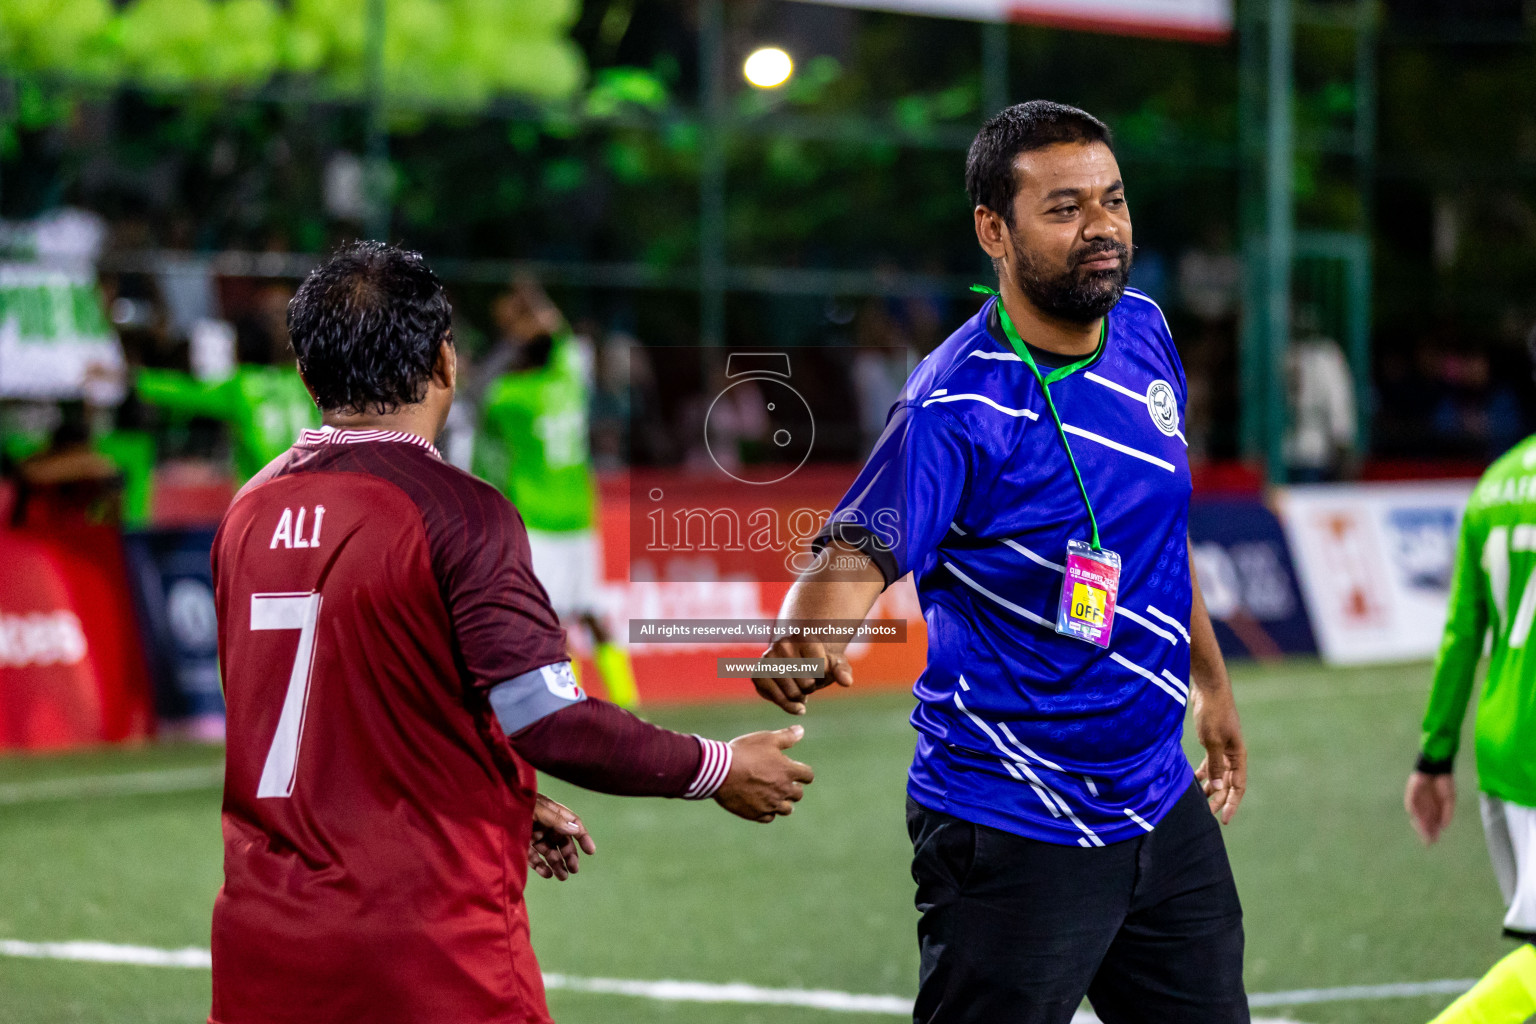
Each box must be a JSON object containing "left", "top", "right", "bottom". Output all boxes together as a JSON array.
[
  {"left": 1405, "top": 771, "right": 1456, "bottom": 845},
  {"left": 749, "top": 543, "right": 884, "bottom": 715},
  {"left": 529, "top": 793, "right": 596, "bottom": 881},
  {"left": 1192, "top": 684, "right": 1247, "bottom": 825},
  {"left": 714, "top": 725, "right": 815, "bottom": 822},
  {"left": 751, "top": 639, "right": 855, "bottom": 716}
]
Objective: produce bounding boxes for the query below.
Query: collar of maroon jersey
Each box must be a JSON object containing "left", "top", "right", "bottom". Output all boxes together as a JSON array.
[{"left": 297, "top": 426, "right": 442, "bottom": 459}]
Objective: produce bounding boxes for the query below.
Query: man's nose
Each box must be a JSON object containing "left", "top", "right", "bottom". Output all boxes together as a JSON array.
[
  {"left": 1087, "top": 211, "right": 1124, "bottom": 242},
  {"left": 1082, "top": 204, "right": 1122, "bottom": 241}
]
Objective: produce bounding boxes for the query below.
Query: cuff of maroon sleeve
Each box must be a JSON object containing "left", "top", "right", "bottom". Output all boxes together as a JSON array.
[
  {"left": 1415, "top": 752, "right": 1454, "bottom": 775},
  {"left": 683, "top": 737, "right": 732, "bottom": 799}
]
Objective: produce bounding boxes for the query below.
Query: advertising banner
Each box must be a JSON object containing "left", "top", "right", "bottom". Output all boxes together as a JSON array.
[
  {"left": 1188, "top": 499, "right": 1316, "bottom": 661},
  {"left": 122, "top": 528, "right": 226, "bottom": 734},
  {"left": 1276, "top": 481, "right": 1476, "bottom": 665},
  {"left": 787, "top": 0, "right": 1232, "bottom": 41},
  {"left": 0, "top": 525, "right": 155, "bottom": 751},
  {"left": 0, "top": 263, "right": 125, "bottom": 402},
  {"left": 597, "top": 472, "right": 926, "bottom": 703}
]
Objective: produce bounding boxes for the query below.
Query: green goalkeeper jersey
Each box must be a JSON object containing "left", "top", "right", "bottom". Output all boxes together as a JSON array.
[
  {"left": 473, "top": 335, "right": 595, "bottom": 534},
  {"left": 1423, "top": 433, "right": 1536, "bottom": 805}
]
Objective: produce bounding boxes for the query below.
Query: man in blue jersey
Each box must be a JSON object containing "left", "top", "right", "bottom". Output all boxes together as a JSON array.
[{"left": 753, "top": 101, "right": 1248, "bottom": 1023}]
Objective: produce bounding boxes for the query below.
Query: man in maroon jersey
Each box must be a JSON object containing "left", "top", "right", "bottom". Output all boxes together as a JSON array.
[{"left": 209, "top": 242, "right": 814, "bottom": 1024}]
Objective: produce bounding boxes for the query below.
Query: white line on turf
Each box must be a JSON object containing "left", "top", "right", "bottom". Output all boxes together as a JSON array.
[
  {"left": 0, "top": 937, "right": 1470, "bottom": 1020},
  {"left": 0, "top": 939, "right": 212, "bottom": 968},
  {"left": 1248, "top": 979, "right": 1480, "bottom": 1007},
  {"left": 0, "top": 766, "right": 224, "bottom": 806}
]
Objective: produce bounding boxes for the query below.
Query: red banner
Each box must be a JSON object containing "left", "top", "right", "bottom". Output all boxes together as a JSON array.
[
  {"left": 586, "top": 471, "right": 928, "bottom": 705},
  {"left": 0, "top": 522, "right": 155, "bottom": 751}
]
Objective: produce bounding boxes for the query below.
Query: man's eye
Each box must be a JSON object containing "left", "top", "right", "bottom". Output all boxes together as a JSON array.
[
  {"left": 1106, "top": 197, "right": 1126, "bottom": 208},
  {"left": 1053, "top": 206, "right": 1078, "bottom": 216}
]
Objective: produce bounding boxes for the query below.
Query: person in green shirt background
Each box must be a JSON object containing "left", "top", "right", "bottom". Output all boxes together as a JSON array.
[
  {"left": 472, "top": 278, "right": 638, "bottom": 709},
  {"left": 134, "top": 289, "right": 320, "bottom": 484},
  {"left": 135, "top": 362, "right": 319, "bottom": 483},
  {"left": 1408, "top": 434, "right": 1536, "bottom": 1023}
]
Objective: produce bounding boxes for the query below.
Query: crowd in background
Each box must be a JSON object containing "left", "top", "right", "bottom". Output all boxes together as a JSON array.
[{"left": 4, "top": 203, "right": 1536, "bottom": 519}]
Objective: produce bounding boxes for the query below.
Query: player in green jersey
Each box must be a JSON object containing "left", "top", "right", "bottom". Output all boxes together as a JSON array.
[
  {"left": 136, "top": 363, "right": 320, "bottom": 482},
  {"left": 1409, "top": 436, "right": 1536, "bottom": 1024},
  {"left": 472, "top": 280, "right": 638, "bottom": 708}
]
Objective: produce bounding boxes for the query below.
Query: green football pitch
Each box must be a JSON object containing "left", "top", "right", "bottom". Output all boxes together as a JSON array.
[{"left": 0, "top": 660, "right": 1510, "bottom": 1024}]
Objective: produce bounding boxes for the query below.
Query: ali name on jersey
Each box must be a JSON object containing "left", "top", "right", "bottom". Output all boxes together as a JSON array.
[{"left": 270, "top": 506, "right": 327, "bottom": 550}]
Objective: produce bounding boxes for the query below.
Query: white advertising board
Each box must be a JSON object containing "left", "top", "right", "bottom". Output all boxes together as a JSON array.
[
  {"left": 1276, "top": 481, "right": 1477, "bottom": 665},
  {"left": 0, "top": 264, "right": 125, "bottom": 402},
  {"left": 786, "top": 0, "right": 1232, "bottom": 40}
]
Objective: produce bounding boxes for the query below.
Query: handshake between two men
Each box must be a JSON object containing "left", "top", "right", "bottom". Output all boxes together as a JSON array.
[
  {"left": 532, "top": 544, "right": 884, "bottom": 877},
  {"left": 530, "top": 623, "right": 865, "bottom": 878}
]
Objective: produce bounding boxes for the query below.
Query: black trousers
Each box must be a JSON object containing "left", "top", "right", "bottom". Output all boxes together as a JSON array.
[{"left": 908, "top": 780, "right": 1248, "bottom": 1024}]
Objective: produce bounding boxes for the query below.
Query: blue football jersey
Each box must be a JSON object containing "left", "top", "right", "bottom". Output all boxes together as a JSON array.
[{"left": 823, "top": 290, "right": 1195, "bottom": 846}]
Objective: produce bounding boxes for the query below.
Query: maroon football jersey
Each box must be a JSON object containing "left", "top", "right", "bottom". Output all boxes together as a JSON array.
[{"left": 209, "top": 427, "right": 568, "bottom": 1024}]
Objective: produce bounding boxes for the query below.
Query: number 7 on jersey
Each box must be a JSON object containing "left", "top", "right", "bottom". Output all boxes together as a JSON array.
[{"left": 250, "top": 592, "right": 323, "bottom": 798}]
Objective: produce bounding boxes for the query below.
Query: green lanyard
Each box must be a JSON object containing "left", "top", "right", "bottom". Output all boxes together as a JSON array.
[{"left": 971, "top": 285, "right": 1106, "bottom": 551}]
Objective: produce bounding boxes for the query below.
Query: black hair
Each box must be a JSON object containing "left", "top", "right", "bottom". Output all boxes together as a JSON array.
[
  {"left": 287, "top": 241, "right": 453, "bottom": 414},
  {"left": 965, "top": 101, "right": 1114, "bottom": 225}
]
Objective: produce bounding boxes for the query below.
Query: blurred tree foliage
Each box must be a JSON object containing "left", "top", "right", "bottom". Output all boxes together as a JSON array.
[
  {"left": 393, "top": 14, "right": 1249, "bottom": 272},
  {"left": 0, "top": 3, "right": 1253, "bottom": 268},
  {"left": 8, "top": 1, "right": 1530, "bottom": 349},
  {"left": 0, "top": 0, "right": 586, "bottom": 102}
]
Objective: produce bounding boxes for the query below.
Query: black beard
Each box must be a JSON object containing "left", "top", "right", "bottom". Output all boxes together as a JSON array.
[{"left": 1013, "top": 238, "right": 1132, "bottom": 324}]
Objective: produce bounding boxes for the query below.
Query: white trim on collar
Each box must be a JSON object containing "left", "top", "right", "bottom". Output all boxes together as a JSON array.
[{"left": 297, "top": 425, "right": 442, "bottom": 459}]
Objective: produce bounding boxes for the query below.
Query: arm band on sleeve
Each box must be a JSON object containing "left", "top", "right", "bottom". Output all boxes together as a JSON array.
[
  {"left": 1416, "top": 752, "right": 1455, "bottom": 776},
  {"left": 508, "top": 698, "right": 719, "bottom": 798},
  {"left": 488, "top": 661, "right": 585, "bottom": 735}
]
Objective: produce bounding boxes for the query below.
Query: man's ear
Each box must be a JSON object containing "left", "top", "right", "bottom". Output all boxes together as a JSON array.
[
  {"left": 295, "top": 360, "right": 321, "bottom": 407},
  {"left": 974, "top": 206, "right": 1009, "bottom": 262},
  {"left": 433, "top": 335, "right": 456, "bottom": 390}
]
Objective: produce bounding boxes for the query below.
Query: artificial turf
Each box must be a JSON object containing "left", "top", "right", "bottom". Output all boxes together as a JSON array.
[{"left": 0, "top": 660, "right": 1508, "bottom": 1024}]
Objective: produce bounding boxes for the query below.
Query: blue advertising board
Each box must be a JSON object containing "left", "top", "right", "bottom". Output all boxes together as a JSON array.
[
  {"left": 121, "top": 528, "right": 225, "bottom": 731},
  {"left": 1188, "top": 498, "right": 1317, "bottom": 660}
]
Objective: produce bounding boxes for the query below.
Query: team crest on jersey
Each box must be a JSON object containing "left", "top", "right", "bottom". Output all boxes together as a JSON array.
[{"left": 1145, "top": 380, "right": 1179, "bottom": 436}]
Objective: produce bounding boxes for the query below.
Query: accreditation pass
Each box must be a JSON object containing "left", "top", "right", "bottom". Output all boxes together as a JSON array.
[{"left": 1055, "top": 540, "right": 1121, "bottom": 648}]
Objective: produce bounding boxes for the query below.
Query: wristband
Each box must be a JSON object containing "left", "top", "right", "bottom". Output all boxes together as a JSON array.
[
  {"left": 683, "top": 737, "right": 733, "bottom": 799},
  {"left": 1415, "top": 752, "right": 1454, "bottom": 776}
]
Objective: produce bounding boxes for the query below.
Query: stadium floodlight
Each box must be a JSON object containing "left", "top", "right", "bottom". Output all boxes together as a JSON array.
[{"left": 743, "top": 47, "right": 793, "bottom": 89}]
